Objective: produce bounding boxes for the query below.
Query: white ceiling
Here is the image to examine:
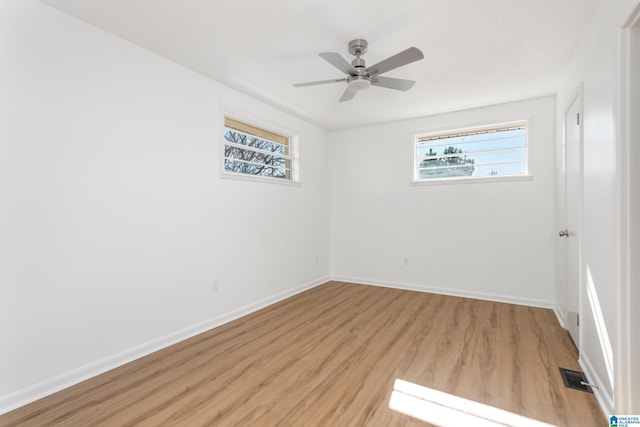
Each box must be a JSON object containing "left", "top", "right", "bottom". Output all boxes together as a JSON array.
[{"left": 39, "top": 0, "right": 597, "bottom": 131}]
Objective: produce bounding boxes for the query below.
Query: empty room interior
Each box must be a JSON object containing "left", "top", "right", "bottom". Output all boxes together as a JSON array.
[{"left": 1, "top": 0, "right": 639, "bottom": 426}]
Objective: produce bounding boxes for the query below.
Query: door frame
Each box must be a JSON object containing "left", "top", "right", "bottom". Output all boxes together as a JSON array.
[{"left": 616, "top": 0, "right": 640, "bottom": 413}]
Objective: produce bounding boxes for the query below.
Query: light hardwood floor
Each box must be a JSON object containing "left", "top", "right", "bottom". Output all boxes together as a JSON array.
[{"left": 0, "top": 281, "right": 605, "bottom": 426}]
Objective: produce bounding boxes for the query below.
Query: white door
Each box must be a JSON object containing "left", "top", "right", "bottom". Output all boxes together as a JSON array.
[{"left": 563, "top": 90, "right": 582, "bottom": 346}]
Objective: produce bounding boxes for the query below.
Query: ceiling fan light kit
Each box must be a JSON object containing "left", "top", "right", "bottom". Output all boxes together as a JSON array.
[
  {"left": 347, "top": 75, "right": 371, "bottom": 91},
  {"left": 293, "top": 39, "right": 424, "bottom": 102}
]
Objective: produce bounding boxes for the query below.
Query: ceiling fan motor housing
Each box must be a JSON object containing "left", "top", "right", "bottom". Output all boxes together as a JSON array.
[{"left": 351, "top": 56, "right": 366, "bottom": 70}]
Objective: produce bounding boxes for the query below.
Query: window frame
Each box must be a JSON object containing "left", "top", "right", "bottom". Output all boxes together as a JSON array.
[
  {"left": 221, "top": 113, "right": 300, "bottom": 185},
  {"left": 411, "top": 120, "right": 533, "bottom": 185}
]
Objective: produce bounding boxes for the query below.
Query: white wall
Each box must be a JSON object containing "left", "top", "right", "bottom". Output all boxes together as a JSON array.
[
  {"left": 330, "top": 96, "right": 557, "bottom": 307},
  {"left": 0, "top": 0, "right": 329, "bottom": 413},
  {"left": 555, "top": 0, "right": 640, "bottom": 413}
]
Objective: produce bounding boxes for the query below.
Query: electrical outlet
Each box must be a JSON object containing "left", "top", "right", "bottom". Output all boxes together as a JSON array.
[
  {"left": 212, "top": 280, "right": 219, "bottom": 293},
  {"left": 403, "top": 257, "right": 409, "bottom": 266},
  {"left": 315, "top": 255, "right": 319, "bottom": 265}
]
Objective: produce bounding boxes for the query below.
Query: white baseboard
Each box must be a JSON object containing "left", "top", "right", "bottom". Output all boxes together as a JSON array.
[
  {"left": 0, "top": 276, "right": 329, "bottom": 416},
  {"left": 553, "top": 304, "right": 567, "bottom": 329},
  {"left": 579, "top": 354, "right": 614, "bottom": 418},
  {"left": 330, "top": 275, "right": 556, "bottom": 310}
]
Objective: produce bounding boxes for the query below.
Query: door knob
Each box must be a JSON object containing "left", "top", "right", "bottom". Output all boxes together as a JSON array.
[{"left": 559, "top": 229, "right": 569, "bottom": 237}]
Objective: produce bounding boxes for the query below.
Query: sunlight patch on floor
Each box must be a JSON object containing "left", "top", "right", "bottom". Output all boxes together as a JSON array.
[{"left": 389, "top": 378, "right": 558, "bottom": 427}]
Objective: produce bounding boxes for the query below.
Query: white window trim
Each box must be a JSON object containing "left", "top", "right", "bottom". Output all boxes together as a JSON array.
[
  {"left": 410, "top": 173, "right": 533, "bottom": 186},
  {"left": 411, "top": 119, "right": 532, "bottom": 185},
  {"left": 221, "top": 110, "right": 301, "bottom": 186}
]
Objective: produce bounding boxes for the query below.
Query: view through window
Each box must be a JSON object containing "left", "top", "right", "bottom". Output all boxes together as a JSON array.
[
  {"left": 414, "top": 123, "right": 528, "bottom": 182},
  {"left": 223, "top": 117, "right": 294, "bottom": 181}
]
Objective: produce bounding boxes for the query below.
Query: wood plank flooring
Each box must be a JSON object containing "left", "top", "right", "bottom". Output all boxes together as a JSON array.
[{"left": 0, "top": 281, "right": 605, "bottom": 426}]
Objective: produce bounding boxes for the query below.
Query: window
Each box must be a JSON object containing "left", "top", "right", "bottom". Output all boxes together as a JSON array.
[
  {"left": 413, "top": 123, "right": 528, "bottom": 182},
  {"left": 223, "top": 117, "right": 296, "bottom": 181}
]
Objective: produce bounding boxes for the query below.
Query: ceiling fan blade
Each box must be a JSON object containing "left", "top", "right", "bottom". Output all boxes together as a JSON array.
[
  {"left": 371, "top": 76, "right": 416, "bottom": 91},
  {"left": 339, "top": 88, "right": 357, "bottom": 102},
  {"left": 366, "top": 47, "right": 424, "bottom": 76},
  {"left": 293, "top": 78, "right": 347, "bottom": 87},
  {"left": 319, "top": 52, "right": 357, "bottom": 75}
]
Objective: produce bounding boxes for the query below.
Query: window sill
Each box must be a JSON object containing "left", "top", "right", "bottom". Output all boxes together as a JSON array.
[
  {"left": 410, "top": 174, "right": 533, "bottom": 186},
  {"left": 221, "top": 171, "right": 302, "bottom": 187}
]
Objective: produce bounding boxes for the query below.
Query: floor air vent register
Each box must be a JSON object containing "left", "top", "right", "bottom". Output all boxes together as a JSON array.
[{"left": 559, "top": 368, "right": 594, "bottom": 393}]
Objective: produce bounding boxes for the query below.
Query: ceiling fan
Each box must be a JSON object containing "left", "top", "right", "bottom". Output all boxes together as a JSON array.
[{"left": 293, "top": 39, "right": 424, "bottom": 102}]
